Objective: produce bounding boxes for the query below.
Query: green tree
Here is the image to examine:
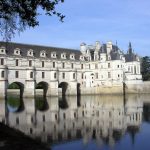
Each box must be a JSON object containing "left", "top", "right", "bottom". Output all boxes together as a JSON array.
[
  {"left": 141, "top": 56, "right": 150, "bottom": 81},
  {"left": 0, "top": 0, "right": 65, "bottom": 40}
]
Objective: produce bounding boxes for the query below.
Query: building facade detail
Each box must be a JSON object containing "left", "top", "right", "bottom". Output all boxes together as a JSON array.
[{"left": 0, "top": 41, "right": 142, "bottom": 97}]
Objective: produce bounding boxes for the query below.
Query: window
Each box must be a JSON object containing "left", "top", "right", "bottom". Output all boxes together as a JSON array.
[
  {"left": 15, "top": 71, "right": 19, "bottom": 78},
  {"left": 81, "top": 64, "right": 83, "bottom": 69},
  {"left": 14, "top": 48, "right": 20, "bottom": 55},
  {"left": 42, "top": 72, "right": 45, "bottom": 78},
  {"left": 62, "top": 62, "right": 65, "bottom": 68},
  {"left": 42, "top": 61, "right": 44, "bottom": 67},
  {"left": 89, "top": 64, "right": 90, "bottom": 69},
  {"left": 1, "top": 71, "right": 4, "bottom": 78},
  {"left": 0, "top": 47, "right": 6, "bottom": 54},
  {"left": 108, "top": 72, "right": 111, "bottom": 78},
  {"left": 27, "top": 49, "right": 34, "bottom": 57},
  {"left": 40, "top": 50, "right": 46, "bottom": 57},
  {"left": 63, "top": 113, "right": 66, "bottom": 119},
  {"left": 61, "top": 53, "right": 66, "bottom": 59},
  {"left": 30, "top": 72, "right": 33, "bottom": 78},
  {"left": 71, "top": 63, "right": 74, "bottom": 69},
  {"left": 54, "top": 72, "right": 57, "bottom": 79},
  {"left": 29, "top": 60, "right": 32, "bottom": 67},
  {"left": 96, "top": 73, "right": 98, "bottom": 79},
  {"left": 0, "top": 58, "right": 4, "bottom": 65},
  {"left": 62, "top": 73, "right": 65, "bottom": 79},
  {"left": 70, "top": 54, "right": 75, "bottom": 60},
  {"left": 51, "top": 52, "right": 56, "bottom": 58},
  {"left": 108, "top": 63, "right": 110, "bottom": 68},
  {"left": 95, "top": 64, "right": 98, "bottom": 69},
  {"left": 16, "top": 59, "right": 19, "bottom": 66},
  {"left": 117, "top": 65, "right": 119, "bottom": 68},
  {"left": 53, "top": 62, "right": 55, "bottom": 68},
  {"left": 118, "top": 74, "right": 120, "bottom": 77},
  {"left": 73, "top": 73, "right": 76, "bottom": 79},
  {"left": 81, "top": 73, "right": 84, "bottom": 79}
]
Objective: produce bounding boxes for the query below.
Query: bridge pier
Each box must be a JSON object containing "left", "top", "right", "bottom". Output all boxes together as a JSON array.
[
  {"left": 24, "top": 80, "right": 35, "bottom": 98},
  {"left": 47, "top": 81, "right": 58, "bottom": 96},
  {"left": 0, "top": 80, "right": 7, "bottom": 98},
  {"left": 66, "top": 82, "right": 77, "bottom": 96}
]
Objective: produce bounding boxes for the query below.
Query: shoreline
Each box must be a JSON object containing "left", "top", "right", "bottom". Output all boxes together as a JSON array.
[{"left": 0, "top": 123, "right": 50, "bottom": 150}]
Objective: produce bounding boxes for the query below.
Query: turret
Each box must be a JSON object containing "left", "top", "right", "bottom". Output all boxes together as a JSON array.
[
  {"left": 106, "top": 41, "right": 112, "bottom": 54},
  {"left": 95, "top": 41, "right": 101, "bottom": 51},
  {"left": 80, "top": 43, "right": 87, "bottom": 55},
  {"left": 94, "top": 41, "right": 101, "bottom": 61}
]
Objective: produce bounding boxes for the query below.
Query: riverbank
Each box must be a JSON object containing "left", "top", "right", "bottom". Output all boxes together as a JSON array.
[{"left": 0, "top": 123, "right": 50, "bottom": 150}]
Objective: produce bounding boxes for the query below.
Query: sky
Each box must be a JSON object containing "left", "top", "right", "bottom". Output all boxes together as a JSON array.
[{"left": 3, "top": 0, "right": 150, "bottom": 56}]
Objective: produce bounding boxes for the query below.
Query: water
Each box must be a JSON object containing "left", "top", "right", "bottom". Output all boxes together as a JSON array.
[{"left": 0, "top": 94, "right": 150, "bottom": 150}]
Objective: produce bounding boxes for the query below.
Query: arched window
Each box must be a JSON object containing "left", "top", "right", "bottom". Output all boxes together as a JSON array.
[{"left": 1, "top": 71, "right": 4, "bottom": 78}]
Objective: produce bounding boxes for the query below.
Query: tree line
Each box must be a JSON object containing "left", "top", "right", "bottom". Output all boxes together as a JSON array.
[{"left": 141, "top": 56, "right": 150, "bottom": 81}]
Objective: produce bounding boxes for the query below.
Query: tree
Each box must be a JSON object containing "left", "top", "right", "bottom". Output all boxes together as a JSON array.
[
  {"left": 0, "top": 0, "right": 65, "bottom": 41},
  {"left": 141, "top": 56, "right": 150, "bottom": 81}
]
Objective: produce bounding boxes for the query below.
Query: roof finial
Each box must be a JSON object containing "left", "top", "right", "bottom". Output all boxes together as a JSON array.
[{"left": 128, "top": 41, "right": 132, "bottom": 54}]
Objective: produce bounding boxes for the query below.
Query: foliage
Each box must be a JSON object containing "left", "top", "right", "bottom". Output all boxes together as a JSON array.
[
  {"left": 141, "top": 56, "right": 150, "bottom": 81},
  {"left": 8, "top": 83, "right": 20, "bottom": 89},
  {"left": 0, "top": 0, "right": 65, "bottom": 40},
  {"left": 7, "top": 96, "right": 20, "bottom": 108},
  {"left": 35, "top": 97, "right": 45, "bottom": 110}
]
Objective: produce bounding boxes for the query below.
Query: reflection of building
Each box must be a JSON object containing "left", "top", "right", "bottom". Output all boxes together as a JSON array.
[
  {"left": 3, "top": 95, "right": 144, "bottom": 147},
  {"left": 0, "top": 41, "right": 142, "bottom": 97}
]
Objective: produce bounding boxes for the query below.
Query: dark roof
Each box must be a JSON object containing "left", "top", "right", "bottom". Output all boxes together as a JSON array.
[
  {"left": 0, "top": 41, "right": 82, "bottom": 61},
  {"left": 125, "top": 53, "right": 137, "bottom": 62}
]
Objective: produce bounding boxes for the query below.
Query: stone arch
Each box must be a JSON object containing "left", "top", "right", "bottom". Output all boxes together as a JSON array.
[
  {"left": 7, "top": 81, "right": 24, "bottom": 98},
  {"left": 58, "top": 82, "right": 69, "bottom": 96},
  {"left": 36, "top": 81, "right": 49, "bottom": 97}
]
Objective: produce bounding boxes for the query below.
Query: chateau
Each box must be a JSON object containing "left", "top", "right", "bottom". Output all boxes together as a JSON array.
[{"left": 0, "top": 41, "right": 143, "bottom": 97}]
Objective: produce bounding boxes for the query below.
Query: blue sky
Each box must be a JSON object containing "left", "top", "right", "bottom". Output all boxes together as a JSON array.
[{"left": 6, "top": 0, "right": 150, "bottom": 56}]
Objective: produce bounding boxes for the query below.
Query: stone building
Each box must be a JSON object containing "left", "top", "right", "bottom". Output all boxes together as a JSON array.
[{"left": 0, "top": 41, "right": 142, "bottom": 97}]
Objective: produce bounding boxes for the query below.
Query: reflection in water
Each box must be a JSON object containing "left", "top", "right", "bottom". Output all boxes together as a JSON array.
[{"left": 0, "top": 94, "right": 150, "bottom": 149}]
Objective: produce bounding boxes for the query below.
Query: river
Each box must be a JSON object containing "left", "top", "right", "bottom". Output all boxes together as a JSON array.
[{"left": 0, "top": 94, "right": 150, "bottom": 150}]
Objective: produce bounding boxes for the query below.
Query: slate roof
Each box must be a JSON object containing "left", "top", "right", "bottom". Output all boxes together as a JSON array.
[
  {"left": 125, "top": 53, "right": 137, "bottom": 62},
  {"left": 0, "top": 41, "right": 82, "bottom": 61},
  {"left": 0, "top": 41, "right": 138, "bottom": 62}
]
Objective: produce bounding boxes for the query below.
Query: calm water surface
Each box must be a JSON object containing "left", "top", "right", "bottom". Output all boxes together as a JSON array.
[{"left": 0, "top": 94, "right": 150, "bottom": 150}]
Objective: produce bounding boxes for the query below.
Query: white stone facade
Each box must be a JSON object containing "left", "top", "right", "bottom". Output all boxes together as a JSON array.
[{"left": 0, "top": 41, "right": 142, "bottom": 97}]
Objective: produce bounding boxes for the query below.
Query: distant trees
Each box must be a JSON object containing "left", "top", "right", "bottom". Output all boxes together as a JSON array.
[
  {"left": 0, "top": 0, "right": 65, "bottom": 40},
  {"left": 141, "top": 56, "right": 150, "bottom": 81}
]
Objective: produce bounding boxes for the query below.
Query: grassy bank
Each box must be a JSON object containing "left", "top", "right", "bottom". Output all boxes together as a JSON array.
[{"left": 0, "top": 123, "right": 50, "bottom": 150}]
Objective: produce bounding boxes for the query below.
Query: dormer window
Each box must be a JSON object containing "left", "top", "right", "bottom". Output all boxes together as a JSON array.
[
  {"left": 0, "top": 47, "right": 6, "bottom": 54},
  {"left": 51, "top": 52, "right": 56, "bottom": 58},
  {"left": 14, "top": 48, "right": 21, "bottom": 55},
  {"left": 61, "top": 53, "right": 66, "bottom": 59},
  {"left": 80, "top": 55, "right": 84, "bottom": 61},
  {"left": 27, "top": 49, "right": 34, "bottom": 57},
  {"left": 40, "top": 50, "right": 46, "bottom": 57},
  {"left": 70, "top": 54, "right": 75, "bottom": 60}
]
